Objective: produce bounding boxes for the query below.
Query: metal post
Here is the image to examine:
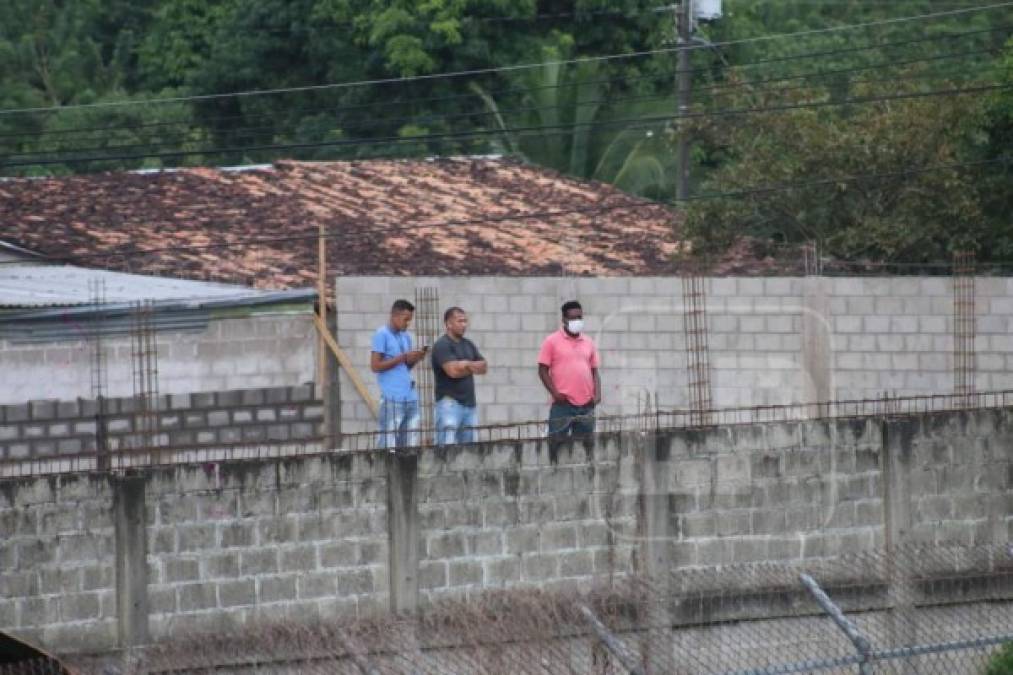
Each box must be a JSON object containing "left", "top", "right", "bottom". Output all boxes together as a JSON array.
[
  {"left": 799, "top": 574, "right": 874, "bottom": 675},
  {"left": 579, "top": 605, "right": 645, "bottom": 675}
]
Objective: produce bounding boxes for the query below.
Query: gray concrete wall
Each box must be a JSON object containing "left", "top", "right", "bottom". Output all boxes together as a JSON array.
[
  {"left": 0, "top": 406, "right": 1009, "bottom": 654},
  {"left": 335, "top": 276, "right": 1013, "bottom": 434},
  {"left": 416, "top": 433, "right": 639, "bottom": 606},
  {"left": 0, "top": 312, "right": 317, "bottom": 405},
  {"left": 143, "top": 454, "right": 390, "bottom": 639},
  {"left": 0, "top": 385, "right": 323, "bottom": 462}
]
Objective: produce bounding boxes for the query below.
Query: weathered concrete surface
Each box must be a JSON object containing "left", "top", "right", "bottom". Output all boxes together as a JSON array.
[{"left": 0, "top": 407, "right": 1009, "bottom": 654}]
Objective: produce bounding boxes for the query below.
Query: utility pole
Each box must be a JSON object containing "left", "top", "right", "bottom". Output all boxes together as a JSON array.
[{"left": 675, "top": 0, "right": 693, "bottom": 201}]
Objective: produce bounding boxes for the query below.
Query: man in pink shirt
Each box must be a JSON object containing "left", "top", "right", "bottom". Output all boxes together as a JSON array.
[{"left": 537, "top": 300, "right": 602, "bottom": 439}]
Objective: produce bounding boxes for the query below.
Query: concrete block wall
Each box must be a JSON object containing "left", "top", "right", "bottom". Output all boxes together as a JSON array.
[
  {"left": 0, "top": 312, "right": 317, "bottom": 405},
  {"left": 0, "top": 385, "right": 323, "bottom": 461},
  {"left": 416, "top": 434, "right": 638, "bottom": 605},
  {"left": 659, "top": 419, "right": 886, "bottom": 569},
  {"left": 336, "top": 276, "right": 1013, "bottom": 434},
  {"left": 336, "top": 276, "right": 706, "bottom": 434},
  {"left": 899, "top": 409, "right": 1013, "bottom": 547},
  {"left": 0, "top": 406, "right": 1009, "bottom": 654},
  {"left": 0, "top": 474, "right": 118, "bottom": 651},
  {"left": 144, "top": 455, "right": 389, "bottom": 637}
]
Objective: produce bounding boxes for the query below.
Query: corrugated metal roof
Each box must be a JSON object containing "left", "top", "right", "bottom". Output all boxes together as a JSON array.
[
  {"left": 0, "top": 263, "right": 292, "bottom": 308},
  {"left": 0, "top": 265, "right": 317, "bottom": 343}
]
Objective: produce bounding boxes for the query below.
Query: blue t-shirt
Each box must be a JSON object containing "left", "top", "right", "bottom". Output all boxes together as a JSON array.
[{"left": 371, "top": 325, "right": 418, "bottom": 401}]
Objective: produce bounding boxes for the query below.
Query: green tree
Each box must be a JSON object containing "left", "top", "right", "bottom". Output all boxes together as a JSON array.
[
  {"left": 975, "top": 37, "right": 1013, "bottom": 258},
  {"left": 682, "top": 75, "right": 994, "bottom": 263},
  {"left": 986, "top": 643, "right": 1013, "bottom": 675}
]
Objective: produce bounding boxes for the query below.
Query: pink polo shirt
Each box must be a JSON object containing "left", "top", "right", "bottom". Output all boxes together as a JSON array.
[{"left": 537, "top": 329, "right": 600, "bottom": 406}]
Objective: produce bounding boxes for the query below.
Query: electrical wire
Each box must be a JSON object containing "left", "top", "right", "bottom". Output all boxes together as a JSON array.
[
  {"left": 3, "top": 21, "right": 1005, "bottom": 147},
  {"left": 3, "top": 82, "right": 1005, "bottom": 169},
  {"left": 1, "top": 0, "right": 1010, "bottom": 117},
  {"left": 4, "top": 44, "right": 999, "bottom": 163}
]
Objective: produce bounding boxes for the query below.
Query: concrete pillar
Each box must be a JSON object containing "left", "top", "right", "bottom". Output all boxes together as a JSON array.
[
  {"left": 801, "top": 277, "right": 832, "bottom": 414},
  {"left": 113, "top": 475, "right": 149, "bottom": 647},
  {"left": 636, "top": 430, "right": 672, "bottom": 675},
  {"left": 881, "top": 418, "right": 917, "bottom": 656},
  {"left": 387, "top": 453, "right": 419, "bottom": 614}
]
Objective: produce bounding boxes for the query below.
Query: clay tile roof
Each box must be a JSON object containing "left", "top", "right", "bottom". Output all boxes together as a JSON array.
[{"left": 0, "top": 158, "right": 683, "bottom": 289}]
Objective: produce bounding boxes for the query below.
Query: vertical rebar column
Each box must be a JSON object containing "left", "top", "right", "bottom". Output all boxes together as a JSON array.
[
  {"left": 681, "top": 268, "right": 712, "bottom": 426},
  {"left": 413, "top": 287, "right": 439, "bottom": 445},
  {"left": 88, "top": 278, "right": 107, "bottom": 401},
  {"left": 953, "top": 250, "right": 976, "bottom": 403},
  {"left": 88, "top": 278, "right": 110, "bottom": 467},
  {"left": 130, "top": 300, "right": 161, "bottom": 460}
]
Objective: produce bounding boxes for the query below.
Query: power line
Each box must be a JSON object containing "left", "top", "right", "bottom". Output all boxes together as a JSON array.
[
  {"left": 4, "top": 22, "right": 1005, "bottom": 147},
  {"left": 6, "top": 51, "right": 997, "bottom": 164},
  {"left": 4, "top": 155, "right": 1007, "bottom": 269},
  {"left": 1, "top": 0, "right": 1010, "bottom": 117},
  {"left": 5, "top": 42, "right": 996, "bottom": 164},
  {"left": 3, "top": 82, "right": 1006, "bottom": 170}
]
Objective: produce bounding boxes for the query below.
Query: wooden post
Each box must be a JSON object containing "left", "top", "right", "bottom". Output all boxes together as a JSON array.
[
  {"left": 317, "top": 222, "right": 328, "bottom": 395},
  {"left": 314, "top": 313, "right": 379, "bottom": 418}
]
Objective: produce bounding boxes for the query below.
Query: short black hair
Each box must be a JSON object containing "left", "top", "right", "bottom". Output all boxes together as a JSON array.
[
  {"left": 443, "top": 306, "right": 465, "bottom": 322},
  {"left": 391, "top": 299, "right": 415, "bottom": 313},
  {"left": 561, "top": 300, "right": 582, "bottom": 316}
]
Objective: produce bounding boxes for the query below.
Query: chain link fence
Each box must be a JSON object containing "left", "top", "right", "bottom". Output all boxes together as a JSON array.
[{"left": 51, "top": 544, "right": 1012, "bottom": 675}]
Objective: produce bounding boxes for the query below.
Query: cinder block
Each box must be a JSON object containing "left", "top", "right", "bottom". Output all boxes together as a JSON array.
[
  {"left": 178, "top": 584, "right": 217, "bottom": 612},
  {"left": 483, "top": 557, "right": 519, "bottom": 585},
  {"left": 257, "top": 575, "right": 297, "bottom": 603},
  {"left": 337, "top": 569, "right": 374, "bottom": 596},
  {"left": 558, "top": 550, "right": 594, "bottom": 577},
  {"left": 427, "top": 533, "right": 466, "bottom": 559},
  {"left": 295, "top": 572, "right": 335, "bottom": 600},
  {"left": 521, "top": 553, "right": 557, "bottom": 581},
  {"left": 207, "top": 411, "right": 230, "bottom": 426},
  {"left": 448, "top": 560, "right": 483, "bottom": 586},
  {"left": 177, "top": 524, "right": 216, "bottom": 552},
  {"left": 29, "top": 400, "right": 57, "bottom": 420},
  {"left": 505, "top": 527, "right": 540, "bottom": 555},
  {"left": 5, "top": 405, "right": 29, "bottom": 423},
  {"left": 281, "top": 543, "right": 316, "bottom": 571},
  {"left": 206, "top": 553, "right": 240, "bottom": 579},
  {"left": 164, "top": 557, "right": 200, "bottom": 583}
]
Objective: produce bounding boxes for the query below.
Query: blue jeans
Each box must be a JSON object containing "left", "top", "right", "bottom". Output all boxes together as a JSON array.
[
  {"left": 379, "top": 398, "right": 420, "bottom": 451},
  {"left": 435, "top": 397, "right": 478, "bottom": 446},
  {"left": 548, "top": 402, "right": 595, "bottom": 438}
]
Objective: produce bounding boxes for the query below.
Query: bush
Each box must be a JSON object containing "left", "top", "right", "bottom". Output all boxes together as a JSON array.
[{"left": 985, "top": 642, "right": 1013, "bottom": 675}]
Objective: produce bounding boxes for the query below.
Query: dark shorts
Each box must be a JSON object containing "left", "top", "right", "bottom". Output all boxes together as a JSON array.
[{"left": 548, "top": 402, "right": 595, "bottom": 437}]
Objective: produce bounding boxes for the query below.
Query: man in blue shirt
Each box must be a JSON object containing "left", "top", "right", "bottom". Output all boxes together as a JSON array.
[{"left": 370, "top": 299, "right": 428, "bottom": 450}]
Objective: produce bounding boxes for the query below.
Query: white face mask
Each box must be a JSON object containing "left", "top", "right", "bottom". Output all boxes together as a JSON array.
[{"left": 566, "top": 319, "right": 584, "bottom": 335}]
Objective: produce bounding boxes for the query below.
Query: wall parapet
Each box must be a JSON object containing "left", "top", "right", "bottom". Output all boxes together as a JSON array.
[{"left": 0, "top": 405, "right": 1009, "bottom": 654}]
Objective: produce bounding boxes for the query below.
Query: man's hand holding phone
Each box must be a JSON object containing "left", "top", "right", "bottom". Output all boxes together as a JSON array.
[{"left": 405, "top": 345, "right": 428, "bottom": 366}]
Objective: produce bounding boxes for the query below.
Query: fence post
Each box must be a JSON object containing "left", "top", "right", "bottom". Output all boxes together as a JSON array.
[
  {"left": 799, "top": 573, "right": 875, "bottom": 675},
  {"left": 387, "top": 452, "right": 420, "bottom": 614},
  {"left": 636, "top": 429, "right": 672, "bottom": 675},
  {"left": 113, "top": 474, "right": 150, "bottom": 648},
  {"left": 881, "top": 418, "right": 918, "bottom": 660},
  {"left": 324, "top": 308, "right": 342, "bottom": 447}
]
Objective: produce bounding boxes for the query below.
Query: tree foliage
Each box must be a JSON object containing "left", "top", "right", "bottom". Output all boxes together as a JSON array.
[{"left": 0, "top": 1, "right": 1011, "bottom": 261}]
